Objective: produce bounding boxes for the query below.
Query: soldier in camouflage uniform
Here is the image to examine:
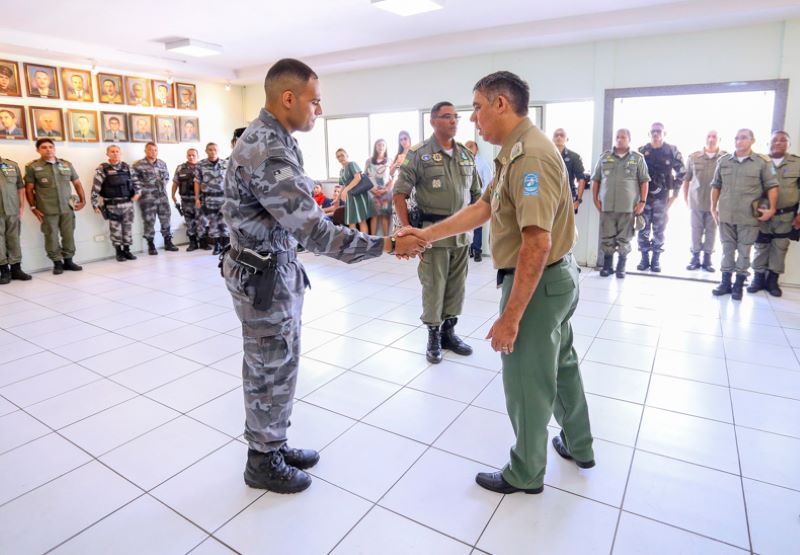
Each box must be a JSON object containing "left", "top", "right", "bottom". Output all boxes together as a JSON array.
[
  {"left": 132, "top": 142, "right": 178, "bottom": 255},
  {"left": 197, "top": 142, "right": 229, "bottom": 255},
  {"left": 92, "top": 145, "right": 140, "bottom": 261},
  {"left": 223, "top": 59, "right": 424, "bottom": 494},
  {"left": 171, "top": 148, "right": 205, "bottom": 252},
  {"left": 637, "top": 122, "right": 685, "bottom": 272},
  {"left": 0, "top": 156, "right": 32, "bottom": 283}
]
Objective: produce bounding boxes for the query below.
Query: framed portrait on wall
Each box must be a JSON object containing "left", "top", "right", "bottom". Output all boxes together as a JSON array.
[
  {"left": 97, "top": 73, "right": 124, "bottom": 104},
  {"left": 67, "top": 109, "right": 99, "bottom": 142},
  {"left": 175, "top": 83, "right": 197, "bottom": 110},
  {"left": 29, "top": 107, "right": 64, "bottom": 140},
  {"left": 0, "top": 104, "right": 27, "bottom": 140},
  {"left": 101, "top": 112, "right": 128, "bottom": 142},
  {"left": 124, "top": 76, "right": 151, "bottom": 107},
  {"left": 130, "top": 113, "right": 154, "bottom": 142},
  {"left": 155, "top": 116, "right": 178, "bottom": 143},
  {"left": 151, "top": 80, "right": 175, "bottom": 108},
  {"left": 179, "top": 116, "right": 199, "bottom": 142},
  {"left": 24, "top": 63, "right": 59, "bottom": 99},
  {"left": 0, "top": 61, "right": 22, "bottom": 97},
  {"left": 61, "top": 68, "right": 93, "bottom": 102}
]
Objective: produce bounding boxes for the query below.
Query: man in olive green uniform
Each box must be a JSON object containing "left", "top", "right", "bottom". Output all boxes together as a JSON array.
[
  {"left": 591, "top": 128, "right": 649, "bottom": 278},
  {"left": 711, "top": 129, "right": 778, "bottom": 300},
  {"left": 24, "top": 139, "right": 86, "bottom": 274},
  {"left": 398, "top": 71, "right": 594, "bottom": 494},
  {"left": 682, "top": 130, "right": 726, "bottom": 272},
  {"left": 749, "top": 131, "right": 800, "bottom": 297},
  {"left": 394, "top": 101, "right": 482, "bottom": 364},
  {"left": 0, "top": 157, "right": 32, "bottom": 283}
]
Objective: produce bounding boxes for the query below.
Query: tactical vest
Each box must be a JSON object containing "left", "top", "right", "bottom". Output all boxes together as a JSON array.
[
  {"left": 176, "top": 166, "right": 196, "bottom": 196},
  {"left": 101, "top": 163, "right": 134, "bottom": 199}
]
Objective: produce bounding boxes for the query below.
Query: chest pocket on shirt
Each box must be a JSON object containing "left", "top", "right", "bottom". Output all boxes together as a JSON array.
[
  {"left": 459, "top": 164, "right": 474, "bottom": 185},
  {"left": 423, "top": 164, "right": 444, "bottom": 188}
]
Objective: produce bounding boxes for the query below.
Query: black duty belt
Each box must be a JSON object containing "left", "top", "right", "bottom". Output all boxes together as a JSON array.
[
  {"left": 230, "top": 247, "right": 296, "bottom": 273},
  {"left": 203, "top": 191, "right": 225, "bottom": 198},
  {"left": 103, "top": 197, "right": 132, "bottom": 205},
  {"left": 496, "top": 257, "right": 566, "bottom": 286},
  {"left": 775, "top": 203, "right": 799, "bottom": 216},
  {"left": 420, "top": 212, "right": 449, "bottom": 223}
]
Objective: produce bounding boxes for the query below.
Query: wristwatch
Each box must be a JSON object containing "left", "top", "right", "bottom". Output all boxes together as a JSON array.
[
  {"left": 389, "top": 236, "right": 396, "bottom": 254},
  {"left": 576, "top": 198, "right": 583, "bottom": 204}
]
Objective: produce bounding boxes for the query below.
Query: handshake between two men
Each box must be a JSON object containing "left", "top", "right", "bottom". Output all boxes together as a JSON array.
[{"left": 387, "top": 226, "right": 433, "bottom": 259}]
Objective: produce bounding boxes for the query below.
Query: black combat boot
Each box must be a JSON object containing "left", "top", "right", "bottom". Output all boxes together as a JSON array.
[
  {"left": 115, "top": 246, "right": 126, "bottom": 262},
  {"left": 712, "top": 271, "right": 732, "bottom": 296},
  {"left": 701, "top": 252, "right": 715, "bottom": 272},
  {"left": 53, "top": 260, "right": 64, "bottom": 275},
  {"left": 163, "top": 236, "right": 179, "bottom": 252},
  {"left": 616, "top": 255, "right": 627, "bottom": 279},
  {"left": 63, "top": 258, "right": 82, "bottom": 271},
  {"left": 474, "top": 251, "right": 482, "bottom": 262},
  {"left": 9, "top": 263, "right": 31, "bottom": 281},
  {"left": 212, "top": 238, "right": 222, "bottom": 255},
  {"left": 199, "top": 236, "right": 212, "bottom": 251},
  {"left": 686, "top": 252, "right": 701, "bottom": 270},
  {"left": 636, "top": 251, "right": 650, "bottom": 271},
  {"left": 122, "top": 246, "right": 137, "bottom": 260},
  {"left": 186, "top": 235, "right": 198, "bottom": 252},
  {"left": 244, "top": 449, "right": 311, "bottom": 494},
  {"left": 426, "top": 325, "right": 443, "bottom": 364},
  {"left": 766, "top": 271, "right": 783, "bottom": 297},
  {"left": 650, "top": 252, "right": 662, "bottom": 273},
  {"left": 0, "top": 265, "right": 10, "bottom": 285},
  {"left": 731, "top": 273, "right": 746, "bottom": 301},
  {"left": 441, "top": 317, "right": 473, "bottom": 356},
  {"left": 746, "top": 271, "right": 766, "bottom": 294},
  {"left": 599, "top": 254, "right": 613, "bottom": 277},
  {"left": 279, "top": 444, "right": 320, "bottom": 469},
  {"left": 147, "top": 239, "right": 158, "bottom": 255}
]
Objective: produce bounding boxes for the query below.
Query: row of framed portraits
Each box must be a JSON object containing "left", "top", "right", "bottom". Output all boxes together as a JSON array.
[
  {"left": 0, "top": 60, "right": 198, "bottom": 109},
  {"left": 0, "top": 105, "right": 200, "bottom": 143}
]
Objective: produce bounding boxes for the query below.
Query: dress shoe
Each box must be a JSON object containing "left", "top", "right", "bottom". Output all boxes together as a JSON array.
[
  {"left": 244, "top": 449, "right": 311, "bottom": 494},
  {"left": 551, "top": 431, "right": 595, "bottom": 468},
  {"left": 279, "top": 444, "right": 319, "bottom": 469},
  {"left": 475, "top": 471, "right": 543, "bottom": 494}
]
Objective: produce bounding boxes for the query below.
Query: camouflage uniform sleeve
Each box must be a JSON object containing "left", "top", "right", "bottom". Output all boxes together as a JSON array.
[
  {"left": 761, "top": 158, "right": 778, "bottom": 190},
  {"left": 172, "top": 163, "right": 181, "bottom": 185},
  {"left": 129, "top": 164, "right": 141, "bottom": 195},
  {"left": 671, "top": 146, "right": 686, "bottom": 189},
  {"left": 161, "top": 161, "right": 170, "bottom": 187},
  {"left": 131, "top": 161, "right": 141, "bottom": 190},
  {"left": 393, "top": 149, "right": 419, "bottom": 197},
  {"left": 91, "top": 165, "right": 104, "bottom": 209}
]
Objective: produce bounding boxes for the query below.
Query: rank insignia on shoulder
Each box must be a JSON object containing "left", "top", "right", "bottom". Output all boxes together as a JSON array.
[
  {"left": 432, "top": 153, "right": 443, "bottom": 162},
  {"left": 421, "top": 154, "right": 431, "bottom": 162},
  {"left": 522, "top": 172, "right": 539, "bottom": 196},
  {"left": 510, "top": 142, "right": 523, "bottom": 161},
  {"left": 432, "top": 178, "right": 442, "bottom": 189}
]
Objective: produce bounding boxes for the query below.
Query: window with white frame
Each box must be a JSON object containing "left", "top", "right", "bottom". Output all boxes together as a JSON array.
[
  {"left": 368, "top": 111, "right": 420, "bottom": 161},
  {"left": 326, "top": 116, "right": 369, "bottom": 179},
  {"left": 293, "top": 117, "right": 327, "bottom": 181}
]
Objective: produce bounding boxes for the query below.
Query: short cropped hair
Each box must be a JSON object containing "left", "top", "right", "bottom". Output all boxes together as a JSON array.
[
  {"left": 772, "top": 130, "right": 791, "bottom": 140},
  {"left": 35, "top": 138, "right": 54, "bottom": 148},
  {"left": 736, "top": 129, "right": 755, "bottom": 140},
  {"left": 616, "top": 128, "right": 631, "bottom": 139},
  {"left": 264, "top": 58, "right": 318, "bottom": 100},
  {"left": 473, "top": 71, "right": 529, "bottom": 116},
  {"left": 206, "top": 142, "right": 217, "bottom": 149},
  {"left": 430, "top": 101, "right": 454, "bottom": 118},
  {"left": 145, "top": 141, "right": 157, "bottom": 148}
]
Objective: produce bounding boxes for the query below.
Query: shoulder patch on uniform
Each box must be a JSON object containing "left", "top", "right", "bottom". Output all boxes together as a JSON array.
[
  {"left": 759, "top": 154, "right": 771, "bottom": 163},
  {"left": 510, "top": 142, "right": 524, "bottom": 162},
  {"left": 421, "top": 154, "right": 431, "bottom": 162},
  {"left": 522, "top": 172, "right": 539, "bottom": 197}
]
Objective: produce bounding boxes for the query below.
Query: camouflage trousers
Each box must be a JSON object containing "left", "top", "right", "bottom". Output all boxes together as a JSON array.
[
  {"left": 600, "top": 211, "right": 635, "bottom": 255},
  {"left": 41, "top": 211, "right": 76, "bottom": 262},
  {"left": 106, "top": 202, "right": 134, "bottom": 246},
  {"left": 638, "top": 196, "right": 668, "bottom": 253},
  {"left": 223, "top": 254, "right": 306, "bottom": 453},
  {"left": 719, "top": 222, "right": 759, "bottom": 276},
  {"left": 138, "top": 192, "right": 171, "bottom": 240},
  {"left": 418, "top": 245, "right": 468, "bottom": 326},
  {"left": 204, "top": 196, "right": 228, "bottom": 239},
  {"left": 180, "top": 195, "right": 204, "bottom": 238},
  {"left": 690, "top": 209, "right": 716, "bottom": 255},
  {"left": 753, "top": 214, "right": 794, "bottom": 274},
  {"left": 0, "top": 214, "right": 21, "bottom": 265}
]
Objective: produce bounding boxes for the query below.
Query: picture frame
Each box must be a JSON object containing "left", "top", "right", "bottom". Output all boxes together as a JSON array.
[
  {"left": 29, "top": 106, "right": 65, "bottom": 141},
  {"left": 129, "top": 113, "right": 154, "bottom": 143},
  {"left": 175, "top": 83, "right": 197, "bottom": 110},
  {"left": 151, "top": 80, "right": 175, "bottom": 108},
  {"left": 155, "top": 115, "right": 178, "bottom": 144},
  {"left": 179, "top": 116, "right": 200, "bottom": 142},
  {"left": 24, "top": 63, "right": 59, "bottom": 99},
  {"left": 0, "top": 104, "right": 27, "bottom": 140},
  {"left": 67, "top": 109, "right": 99, "bottom": 142},
  {"left": 124, "top": 76, "right": 151, "bottom": 107},
  {"left": 61, "top": 68, "right": 94, "bottom": 102},
  {"left": 100, "top": 112, "right": 129, "bottom": 142},
  {"left": 97, "top": 73, "right": 124, "bottom": 104},
  {"left": 0, "top": 60, "right": 22, "bottom": 97}
]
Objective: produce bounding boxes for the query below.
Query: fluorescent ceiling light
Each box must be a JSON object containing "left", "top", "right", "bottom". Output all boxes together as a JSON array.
[
  {"left": 165, "top": 38, "right": 222, "bottom": 58},
  {"left": 372, "top": 0, "right": 443, "bottom": 17}
]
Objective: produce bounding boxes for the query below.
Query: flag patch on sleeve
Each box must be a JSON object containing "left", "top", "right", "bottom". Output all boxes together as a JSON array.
[
  {"left": 273, "top": 167, "right": 294, "bottom": 182},
  {"left": 522, "top": 172, "right": 539, "bottom": 196}
]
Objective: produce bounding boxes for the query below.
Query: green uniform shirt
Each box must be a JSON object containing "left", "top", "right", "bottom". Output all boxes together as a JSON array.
[
  {"left": 591, "top": 149, "right": 649, "bottom": 213},
  {"left": 481, "top": 118, "right": 575, "bottom": 268},
  {"left": 711, "top": 152, "right": 778, "bottom": 225},
  {"left": 394, "top": 135, "right": 482, "bottom": 247},
  {"left": 771, "top": 154, "right": 800, "bottom": 215},
  {"left": 24, "top": 158, "right": 79, "bottom": 215},
  {"left": 685, "top": 149, "right": 726, "bottom": 212},
  {"left": 0, "top": 158, "right": 23, "bottom": 216}
]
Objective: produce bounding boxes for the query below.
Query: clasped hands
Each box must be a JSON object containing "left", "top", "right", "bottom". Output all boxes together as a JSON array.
[{"left": 392, "top": 226, "right": 432, "bottom": 259}]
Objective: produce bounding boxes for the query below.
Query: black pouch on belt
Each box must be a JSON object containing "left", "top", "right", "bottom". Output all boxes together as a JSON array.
[{"left": 248, "top": 270, "right": 278, "bottom": 311}]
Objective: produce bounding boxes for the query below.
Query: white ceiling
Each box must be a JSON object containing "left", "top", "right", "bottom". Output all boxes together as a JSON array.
[{"left": 2, "top": 0, "right": 799, "bottom": 83}]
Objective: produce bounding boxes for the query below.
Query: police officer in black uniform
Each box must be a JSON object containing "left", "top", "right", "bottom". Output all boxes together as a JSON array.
[{"left": 552, "top": 128, "right": 586, "bottom": 213}]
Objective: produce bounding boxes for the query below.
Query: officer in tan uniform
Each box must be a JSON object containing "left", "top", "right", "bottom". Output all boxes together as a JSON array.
[
  {"left": 0, "top": 157, "right": 32, "bottom": 283},
  {"left": 748, "top": 131, "right": 800, "bottom": 297},
  {"left": 393, "top": 101, "right": 482, "bottom": 364},
  {"left": 710, "top": 129, "right": 778, "bottom": 300},
  {"left": 398, "top": 71, "right": 594, "bottom": 494}
]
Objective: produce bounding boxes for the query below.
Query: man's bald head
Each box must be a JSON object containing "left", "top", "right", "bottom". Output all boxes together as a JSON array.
[{"left": 264, "top": 58, "right": 318, "bottom": 104}]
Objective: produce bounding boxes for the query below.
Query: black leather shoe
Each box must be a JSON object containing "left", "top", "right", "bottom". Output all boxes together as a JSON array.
[
  {"left": 475, "top": 471, "right": 543, "bottom": 494},
  {"left": 441, "top": 317, "right": 473, "bottom": 356},
  {"left": 280, "top": 444, "right": 320, "bottom": 470},
  {"left": 552, "top": 432, "right": 595, "bottom": 469},
  {"left": 426, "top": 326, "right": 443, "bottom": 364},
  {"left": 244, "top": 449, "right": 311, "bottom": 494},
  {"left": 474, "top": 252, "right": 482, "bottom": 262}
]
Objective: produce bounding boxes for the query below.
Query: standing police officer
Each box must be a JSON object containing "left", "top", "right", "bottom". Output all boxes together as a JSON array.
[
  {"left": 748, "top": 131, "right": 800, "bottom": 297},
  {"left": 197, "top": 142, "right": 228, "bottom": 255},
  {"left": 92, "top": 145, "right": 140, "bottom": 261},
  {"left": 393, "top": 101, "right": 482, "bottom": 364},
  {"left": 552, "top": 128, "right": 586, "bottom": 213},
  {"left": 682, "top": 130, "right": 725, "bottom": 272},
  {"left": 0, "top": 156, "right": 32, "bottom": 283},
  {"left": 223, "top": 59, "right": 424, "bottom": 494},
  {"left": 637, "top": 122, "right": 685, "bottom": 272},
  {"left": 171, "top": 148, "right": 205, "bottom": 252},
  {"left": 591, "top": 128, "right": 650, "bottom": 278},
  {"left": 711, "top": 129, "right": 778, "bottom": 300},
  {"left": 132, "top": 142, "right": 178, "bottom": 255},
  {"left": 399, "top": 71, "right": 595, "bottom": 494},
  {"left": 25, "top": 138, "right": 86, "bottom": 274}
]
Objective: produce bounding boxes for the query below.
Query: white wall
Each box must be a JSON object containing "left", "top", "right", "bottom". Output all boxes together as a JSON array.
[{"left": 0, "top": 52, "right": 247, "bottom": 272}]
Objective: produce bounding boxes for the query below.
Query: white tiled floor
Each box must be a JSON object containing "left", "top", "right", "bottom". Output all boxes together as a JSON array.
[{"left": 0, "top": 250, "right": 798, "bottom": 554}]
